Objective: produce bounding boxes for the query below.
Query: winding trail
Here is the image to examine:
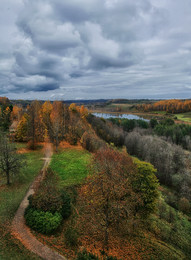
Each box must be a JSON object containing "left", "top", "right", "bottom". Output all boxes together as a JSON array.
[{"left": 12, "top": 143, "right": 67, "bottom": 260}]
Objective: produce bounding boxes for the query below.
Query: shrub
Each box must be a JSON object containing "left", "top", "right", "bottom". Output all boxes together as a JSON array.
[
  {"left": 30, "top": 169, "right": 64, "bottom": 213},
  {"left": 76, "top": 249, "right": 99, "bottom": 260},
  {"left": 31, "top": 188, "right": 63, "bottom": 213},
  {"left": 81, "top": 131, "right": 106, "bottom": 152},
  {"left": 25, "top": 207, "right": 62, "bottom": 234},
  {"left": 60, "top": 190, "right": 72, "bottom": 219},
  {"left": 65, "top": 226, "right": 79, "bottom": 247},
  {"left": 178, "top": 197, "right": 190, "bottom": 214},
  {"left": 150, "top": 118, "right": 158, "bottom": 128}
]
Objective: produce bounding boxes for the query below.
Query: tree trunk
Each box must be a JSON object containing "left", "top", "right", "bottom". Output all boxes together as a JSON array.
[{"left": 6, "top": 171, "right": 10, "bottom": 185}]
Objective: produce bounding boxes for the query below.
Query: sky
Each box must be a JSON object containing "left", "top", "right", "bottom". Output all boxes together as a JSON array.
[{"left": 1, "top": 0, "right": 191, "bottom": 100}]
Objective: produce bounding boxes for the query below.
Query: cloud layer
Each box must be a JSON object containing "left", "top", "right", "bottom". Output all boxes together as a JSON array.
[{"left": 1, "top": 0, "right": 191, "bottom": 100}]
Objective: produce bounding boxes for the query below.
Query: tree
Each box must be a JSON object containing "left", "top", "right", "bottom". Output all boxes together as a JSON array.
[
  {"left": 11, "top": 105, "right": 22, "bottom": 121},
  {"left": 50, "top": 101, "right": 64, "bottom": 151},
  {"left": 80, "top": 149, "right": 143, "bottom": 251},
  {"left": 0, "top": 106, "right": 12, "bottom": 131},
  {"left": 27, "top": 101, "right": 44, "bottom": 149},
  {"left": 0, "top": 134, "right": 23, "bottom": 185},
  {"left": 132, "top": 158, "right": 159, "bottom": 217},
  {"left": 15, "top": 113, "right": 29, "bottom": 141},
  {"left": 41, "top": 101, "right": 53, "bottom": 132}
]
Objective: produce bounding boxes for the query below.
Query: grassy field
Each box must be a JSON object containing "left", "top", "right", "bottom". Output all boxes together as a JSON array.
[
  {"left": 50, "top": 148, "right": 91, "bottom": 187},
  {"left": 0, "top": 146, "right": 44, "bottom": 260},
  {"left": 175, "top": 112, "right": 191, "bottom": 123}
]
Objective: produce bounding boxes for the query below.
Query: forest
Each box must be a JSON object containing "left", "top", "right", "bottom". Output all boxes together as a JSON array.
[
  {"left": 137, "top": 99, "right": 191, "bottom": 114},
  {"left": 0, "top": 97, "right": 191, "bottom": 259}
]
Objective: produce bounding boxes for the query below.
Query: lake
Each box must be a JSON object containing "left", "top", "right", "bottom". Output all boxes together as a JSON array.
[{"left": 92, "top": 112, "right": 149, "bottom": 121}]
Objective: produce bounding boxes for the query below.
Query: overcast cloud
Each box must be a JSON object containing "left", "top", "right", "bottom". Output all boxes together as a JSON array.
[{"left": 1, "top": 0, "right": 191, "bottom": 100}]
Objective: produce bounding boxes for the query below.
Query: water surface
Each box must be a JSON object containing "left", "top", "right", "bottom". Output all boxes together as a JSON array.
[{"left": 92, "top": 112, "right": 149, "bottom": 121}]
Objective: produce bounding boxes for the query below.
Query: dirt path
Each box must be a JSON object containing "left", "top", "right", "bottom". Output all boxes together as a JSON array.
[{"left": 11, "top": 143, "right": 67, "bottom": 260}]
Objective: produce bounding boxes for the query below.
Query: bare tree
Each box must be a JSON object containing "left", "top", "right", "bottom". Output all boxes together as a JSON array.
[{"left": 0, "top": 134, "right": 23, "bottom": 185}]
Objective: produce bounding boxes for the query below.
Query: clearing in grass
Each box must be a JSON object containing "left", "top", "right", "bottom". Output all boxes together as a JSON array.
[{"left": 50, "top": 148, "right": 91, "bottom": 187}]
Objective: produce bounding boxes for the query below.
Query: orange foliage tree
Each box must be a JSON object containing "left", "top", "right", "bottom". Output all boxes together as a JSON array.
[
  {"left": 50, "top": 101, "right": 64, "bottom": 151},
  {"left": 80, "top": 149, "right": 143, "bottom": 251},
  {"left": 137, "top": 99, "right": 191, "bottom": 114}
]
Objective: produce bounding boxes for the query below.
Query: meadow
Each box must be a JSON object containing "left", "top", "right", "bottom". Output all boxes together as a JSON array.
[
  {"left": 175, "top": 112, "right": 191, "bottom": 123},
  {"left": 0, "top": 147, "right": 44, "bottom": 260}
]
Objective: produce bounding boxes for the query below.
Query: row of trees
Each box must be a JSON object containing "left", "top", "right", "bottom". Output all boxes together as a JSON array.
[
  {"left": 137, "top": 99, "right": 191, "bottom": 114},
  {"left": 15, "top": 101, "right": 88, "bottom": 150},
  {"left": 154, "top": 120, "right": 191, "bottom": 150},
  {"left": 109, "top": 117, "right": 149, "bottom": 132}
]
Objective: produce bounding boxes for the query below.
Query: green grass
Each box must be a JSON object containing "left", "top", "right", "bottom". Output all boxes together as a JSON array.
[
  {"left": 175, "top": 112, "right": 191, "bottom": 123},
  {"left": 50, "top": 148, "right": 91, "bottom": 187},
  {"left": 0, "top": 148, "right": 44, "bottom": 260},
  {"left": 15, "top": 142, "right": 27, "bottom": 149},
  {"left": 149, "top": 199, "right": 191, "bottom": 259}
]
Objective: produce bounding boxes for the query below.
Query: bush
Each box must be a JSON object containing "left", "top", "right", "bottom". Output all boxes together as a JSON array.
[
  {"left": 150, "top": 118, "right": 158, "bottom": 128},
  {"left": 76, "top": 249, "right": 99, "bottom": 260},
  {"left": 25, "top": 207, "right": 62, "bottom": 234},
  {"left": 65, "top": 226, "right": 79, "bottom": 247},
  {"left": 31, "top": 190, "right": 63, "bottom": 213},
  {"left": 60, "top": 190, "right": 72, "bottom": 219},
  {"left": 178, "top": 197, "right": 190, "bottom": 214},
  {"left": 81, "top": 131, "right": 106, "bottom": 152}
]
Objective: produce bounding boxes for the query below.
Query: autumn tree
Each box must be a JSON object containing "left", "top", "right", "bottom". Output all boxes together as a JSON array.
[
  {"left": 79, "top": 105, "right": 88, "bottom": 119},
  {"left": 15, "top": 113, "right": 29, "bottom": 141},
  {"left": 27, "top": 101, "right": 44, "bottom": 149},
  {"left": 137, "top": 99, "right": 191, "bottom": 114},
  {"left": 0, "top": 134, "right": 23, "bottom": 185},
  {"left": 41, "top": 101, "right": 53, "bottom": 131},
  {"left": 80, "top": 149, "right": 145, "bottom": 250},
  {"left": 66, "top": 103, "right": 82, "bottom": 145},
  {"left": 11, "top": 105, "right": 23, "bottom": 121},
  {"left": 50, "top": 101, "right": 64, "bottom": 151}
]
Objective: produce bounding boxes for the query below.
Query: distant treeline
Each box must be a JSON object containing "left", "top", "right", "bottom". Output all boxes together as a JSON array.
[{"left": 137, "top": 99, "right": 191, "bottom": 114}]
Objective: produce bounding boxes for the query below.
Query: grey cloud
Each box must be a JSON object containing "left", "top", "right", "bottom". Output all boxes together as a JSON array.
[{"left": 1, "top": 0, "right": 191, "bottom": 99}]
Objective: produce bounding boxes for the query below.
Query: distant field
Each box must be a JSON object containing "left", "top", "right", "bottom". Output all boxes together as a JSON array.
[
  {"left": 50, "top": 148, "right": 91, "bottom": 187},
  {"left": 175, "top": 112, "right": 191, "bottom": 123},
  {"left": 106, "top": 103, "right": 136, "bottom": 111},
  {"left": 0, "top": 146, "right": 43, "bottom": 260}
]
